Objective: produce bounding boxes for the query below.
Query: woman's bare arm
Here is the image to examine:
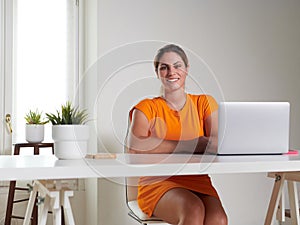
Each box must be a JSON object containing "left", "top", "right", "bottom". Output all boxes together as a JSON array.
[
  {"left": 203, "top": 111, "right": 218, "bottom": 154},
  {"left": 127, "top": 109, "right": 176, "bottom": 154},
  {"left": 127, "top": 109, "right": 218, "bottom": 154}
]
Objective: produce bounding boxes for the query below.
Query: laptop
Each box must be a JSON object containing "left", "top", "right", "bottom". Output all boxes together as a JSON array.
[{"left": 217, "top": 102, "right": 290, "bottom": 155}]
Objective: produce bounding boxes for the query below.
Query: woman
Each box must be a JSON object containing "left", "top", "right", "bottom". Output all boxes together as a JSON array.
[{"left": 127, "top": 44, "right": 227, "bottom": 225}]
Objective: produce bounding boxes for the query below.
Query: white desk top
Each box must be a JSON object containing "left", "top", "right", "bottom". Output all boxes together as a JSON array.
[{"left": 1, "top": 153, "right": 300, "bottom": 181}]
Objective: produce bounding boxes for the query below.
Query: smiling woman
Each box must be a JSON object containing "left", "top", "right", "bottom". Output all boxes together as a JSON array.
[{"left": 127, "top": 44, "right": 227, "bottom": 225}]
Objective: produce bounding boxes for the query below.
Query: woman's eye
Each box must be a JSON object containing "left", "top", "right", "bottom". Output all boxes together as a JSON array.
[
  {"left": 159, "top": 65, "right": 167, "bottom": 71},
  {"left": 174, "top": 64, "right": 182, "bottom": 69}
]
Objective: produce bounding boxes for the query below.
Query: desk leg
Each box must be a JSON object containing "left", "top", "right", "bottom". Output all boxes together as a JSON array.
[
  {"left": 287, "top": 181, "right": 300, "bottom": 225},
  {"left": 23, "top": 183, "right": 38, "bottom": 225},
  {"left": 62, "top": 190, "right": 75, "bottom": 225},
  {"left": 35, "top": 180, "right": 61, "bottom": 225},
  {"left": 51, "top": 191, "right": 61, "bottom": 225},
  {"left": 39, "top": 195, "right": 50, "bottom": 225},
  {"left": 265, "top": 174, "right": 285, "bottom": 225},
  {"left": 276, "top": 191, "right": 285, "bottom": 222},
  {"left": 23, "top": 180, "right": 75, "bottom": 225}
]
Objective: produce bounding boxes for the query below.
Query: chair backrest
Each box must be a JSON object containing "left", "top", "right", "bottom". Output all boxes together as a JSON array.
[
  {"left": 126, "top": 177, "right": 139, "bottom": 202},
  {"left": 124, "top": 101, "right": 168, "bottom": 224},
  {"left": 124, "top": 117, "right": 140, "bottom": 202}
]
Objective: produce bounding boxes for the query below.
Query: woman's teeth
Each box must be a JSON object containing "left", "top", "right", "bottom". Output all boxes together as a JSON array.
[{"left": 167, "top": 78, "right": 179, "bottom": 82}]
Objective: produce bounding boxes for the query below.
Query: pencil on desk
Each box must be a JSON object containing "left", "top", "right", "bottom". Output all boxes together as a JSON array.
[{"left": 85, "top": 153, "right": 117, "bottom": 159}]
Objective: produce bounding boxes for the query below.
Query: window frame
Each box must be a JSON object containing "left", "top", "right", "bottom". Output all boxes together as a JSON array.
[{"left": 0, "top": 0, "right": 81, "bottom": 151}]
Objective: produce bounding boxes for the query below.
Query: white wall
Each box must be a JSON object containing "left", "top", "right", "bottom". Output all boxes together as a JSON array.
[
  {"left": 81, "top": 0, "right": 99, "bottom": 225},
  {"left": 83, "top": 0, "right": 300, "bottom": 224}
]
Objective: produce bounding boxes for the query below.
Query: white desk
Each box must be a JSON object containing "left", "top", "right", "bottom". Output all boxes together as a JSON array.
[
  {"left": 1, "top": 153, "right": 300, "bottom": 180},
  {"left": 1, "top": 153, "right": 300, "bottom": 225}
]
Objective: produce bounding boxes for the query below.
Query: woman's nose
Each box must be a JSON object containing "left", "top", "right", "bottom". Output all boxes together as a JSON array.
[{"left": 168, "top": 65, "right": 176, "bottom": 75}]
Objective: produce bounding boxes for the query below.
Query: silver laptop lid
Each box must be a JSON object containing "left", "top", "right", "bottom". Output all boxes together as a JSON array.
[{"left": 218, "top": 102, "right": 290, "bottom": 155}]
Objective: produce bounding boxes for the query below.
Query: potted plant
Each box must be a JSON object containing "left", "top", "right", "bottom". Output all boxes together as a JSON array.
[
  {"left": 46, "top": 101, "right": 89, "bottom": 159},
  {"left": 24, "top": 109, "right": 48, "bottom": 143}
]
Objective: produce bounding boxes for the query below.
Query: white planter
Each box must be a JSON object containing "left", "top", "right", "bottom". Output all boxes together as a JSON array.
[
  {"left": 25, "top": 124, "right": 44, "bottom": 143},
  {"left": 52, "top": 125, "right": 89, "bottom": 159}
]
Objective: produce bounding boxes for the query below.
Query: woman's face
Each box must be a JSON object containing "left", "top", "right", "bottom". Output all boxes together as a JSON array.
[{"left": 157, "top": 51, "right": 189, "bottom": 92}]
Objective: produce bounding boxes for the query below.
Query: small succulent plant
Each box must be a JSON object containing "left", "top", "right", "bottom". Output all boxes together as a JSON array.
[
  {"left": 46, "top": 101, "right": 88, "bottom": 125},
  {"left": 25, "top": 109, "right": 48, "bottom": 125}
]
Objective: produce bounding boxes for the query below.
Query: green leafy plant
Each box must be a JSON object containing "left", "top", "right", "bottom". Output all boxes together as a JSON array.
[
  {"left": 46, "top": 101, "right": 88, "bottom": 125},
  {"left": 25, "top": 109, "right": 48, "bottom": 125}
]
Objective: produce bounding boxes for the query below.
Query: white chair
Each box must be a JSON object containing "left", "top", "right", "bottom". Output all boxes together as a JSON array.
[
  {"left": 125, "top": 177, "right": 170, "bottom": 225},
  {"left": 124, "top": 115, "right": 169, "bottom": 225}
]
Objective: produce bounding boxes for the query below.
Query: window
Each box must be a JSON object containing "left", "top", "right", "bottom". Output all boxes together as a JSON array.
[{"left": 12, "top": 0, "right": 79, "bottom": 143}]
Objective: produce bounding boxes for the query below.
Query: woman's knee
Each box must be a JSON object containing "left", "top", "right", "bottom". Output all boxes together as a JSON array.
[
  {"left": 153, "top": 188, "right": 206, "bottom": 224},
  {"left": 200, "top": 195, "right": 228, "bottom": 225},
  {"left": 205, "top": 210, "right": 228, "bottom": 225},
  {"left": 179, "top": 198, "right": 206, "bottom": 224}
]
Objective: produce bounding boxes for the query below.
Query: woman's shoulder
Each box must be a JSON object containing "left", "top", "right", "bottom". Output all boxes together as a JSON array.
[
  {"left": 187, "top": 94, "right": 216, "bottom": 103},
  {"left": 135, "top": 96, "right": 163, "bottom": 107},
  {"left": 188, "top": 94, "right": 218, "bottom": 112},
  {"left": 130, "top": 97, "right": 163, "bottom": 121}
]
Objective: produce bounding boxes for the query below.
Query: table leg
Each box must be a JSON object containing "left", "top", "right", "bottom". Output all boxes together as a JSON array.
[
  {"left": 23, "top": 183, "right": 38, "bottom": 225},
  {"left": 276, "top": 191, "right": 285, "bottom": 222},
  {"left": 39, "top": 195, "right": 50, "bottom": 225},
  {"left": 52, "top": 205, "right": 62, "bottom": 225},
  {"left": 62, "top": 190, "right": 75, "bottom": 225},
  {"left": 287, "top": 180, "right": 300, "bottom": 225},
  {"left": 36, "top": 180, "right": 61, "bottom": 225},
  {"left": 50, "top": 190, "right": 61, "bottom": 225},
  {"left": 264, "top": 173, "right": 285, "bottom": 225},
  {"left": 23, "top": 180, "right": 76, "bottom": 225}
]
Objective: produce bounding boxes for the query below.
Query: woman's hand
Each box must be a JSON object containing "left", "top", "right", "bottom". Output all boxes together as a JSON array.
[{"left": 173, "top": 136, "right": 211, "bottom": 154}]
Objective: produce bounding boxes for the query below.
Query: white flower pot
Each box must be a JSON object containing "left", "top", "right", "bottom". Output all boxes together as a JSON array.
[
  {"left": 25, "top": 124, "right": 44, "bottom": 143},
  {"left": 52, "top": 125, "right": 89, "bottom": 159}
]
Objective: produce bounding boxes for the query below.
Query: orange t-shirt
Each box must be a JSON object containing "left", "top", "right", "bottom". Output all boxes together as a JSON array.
[{"left": 130, "top": 94, "right": 219, "bottom": 217}]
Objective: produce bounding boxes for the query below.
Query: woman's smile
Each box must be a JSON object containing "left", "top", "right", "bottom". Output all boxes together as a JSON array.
[{"left": 166, "top": 77, "right": 180, "bottom": 82}]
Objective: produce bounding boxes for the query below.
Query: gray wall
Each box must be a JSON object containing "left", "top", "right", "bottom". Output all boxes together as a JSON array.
[{"left": 84, "top": 0, "right": 300, "bottom": 224}]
